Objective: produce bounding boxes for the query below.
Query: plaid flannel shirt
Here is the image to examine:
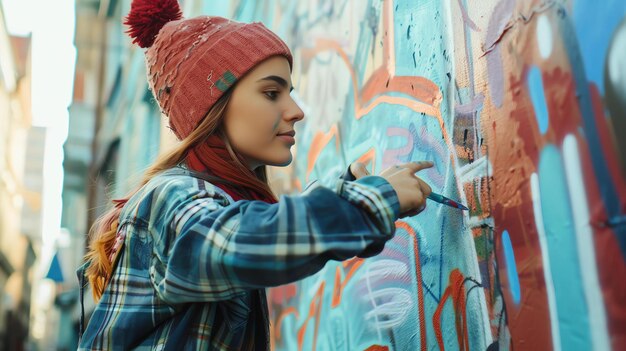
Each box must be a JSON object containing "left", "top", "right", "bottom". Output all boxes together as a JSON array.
[{"left": 78, "top": 166, "right": 399, "bottom": 350}]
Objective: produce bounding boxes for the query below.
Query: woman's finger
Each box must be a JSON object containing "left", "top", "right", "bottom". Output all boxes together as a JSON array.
[
  {"left": 402, "top": 161, "right": 434, "bottom": 174},
  {"left": 416, "top": 177, "right": 432, "bottom": 197},
  {"left": 350, "top": 162, "right": 370, "bottom": 179}
]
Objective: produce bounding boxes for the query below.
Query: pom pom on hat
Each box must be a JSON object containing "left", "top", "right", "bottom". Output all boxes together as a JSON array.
[{"left": 124, "top": 0, "right": 183, "bottom": 48}]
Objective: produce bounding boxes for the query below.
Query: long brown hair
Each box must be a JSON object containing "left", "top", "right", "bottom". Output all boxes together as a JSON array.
[{"left": 84, "top": 89, "right": 277, "bottom": 301}]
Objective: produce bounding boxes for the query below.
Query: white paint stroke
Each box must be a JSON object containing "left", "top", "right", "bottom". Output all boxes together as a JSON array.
[
  {"left": 562, "top": 134, "right": 610, "bottom": 351},
  {"left": 364, "top": 260, "right": 381, "bottom": 340},
  {"left": 536, "top": 14, "right": 553, "bottom": 59},
  {"left": 361, "top": 259, "right": 409, "bottom": 340},
  {"left": 364, "top": 288, "right": 412, "bottom": 329},
  {"left": 530, "top": 172, "right": 561, "bottom": 351},
  {"left": 458, "top": 156, "right": 493, "bottom": 183},
  {"left": 362, "top": 259, "right": 409, "bottom": 285},
  {"left": 465, "top": 216, "right": 495, "bottom": 229}
]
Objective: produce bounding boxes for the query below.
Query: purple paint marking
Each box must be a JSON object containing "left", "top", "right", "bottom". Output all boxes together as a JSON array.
[
  {"left": 455, "top": 93, "right": 485, "bottom": 115},
  {"left": 382, "top": 127, "right": 414, "bottom": 169},
  {"left": 417, "top": 126, "right": 446, "bottom": 188},
  {"left": 382, "top": 123, "right": 447, "bottom": 189},
  {"left": 485, "top": 0, "right": 515, "bottom": 108},
  {"left": 485, "top": 0, "right": 515, "bottom": 49},
  {"left": 456, "top": 0, "right": 481, "bottom": 32},
  {"left": 487, "top": 48, "right": 505, "bottom": 108}
]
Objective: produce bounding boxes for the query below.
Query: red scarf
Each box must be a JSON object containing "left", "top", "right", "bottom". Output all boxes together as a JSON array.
[
  {"left": 186, "top": 134, "right": 277, "bottom": 203},
  {"left": 103, "top": 135, "right": 276, "bottom": 270}
]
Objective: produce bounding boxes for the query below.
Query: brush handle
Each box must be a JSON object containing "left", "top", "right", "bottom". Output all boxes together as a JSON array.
[{"left": 427, "top": 192, "right": 469, "bottom": 211}]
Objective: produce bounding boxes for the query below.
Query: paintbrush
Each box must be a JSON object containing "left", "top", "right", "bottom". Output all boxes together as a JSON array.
[{"left": 427, "top": 192, "right": 469, "bottom": 210}]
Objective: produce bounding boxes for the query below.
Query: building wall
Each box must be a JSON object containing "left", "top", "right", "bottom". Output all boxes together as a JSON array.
[
  {"left": 0, "top": 2, "right": 41, "bottom": 350},
  {"left": 74, "top": 0, "right": 626, "bottom": 350},
  {"left": 186, "top": 1, "right": 623, "bottom": 350}
]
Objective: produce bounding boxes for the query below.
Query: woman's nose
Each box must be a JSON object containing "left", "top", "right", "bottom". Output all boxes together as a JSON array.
[{"left": 285, "top": 96, "right": 305, "bottom": 122}]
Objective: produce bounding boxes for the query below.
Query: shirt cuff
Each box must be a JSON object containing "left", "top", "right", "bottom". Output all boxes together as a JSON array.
[
  {"left": 340, "top": 165, "right": 356, "bottom": 181},
  {"left": 335, "top": 175, "right": 400, "bottom": 235}
]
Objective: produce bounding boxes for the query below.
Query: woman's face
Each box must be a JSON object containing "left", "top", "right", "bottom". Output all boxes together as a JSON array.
[{"left": 223, "top": 56, "right": 305, "bottom": 169}]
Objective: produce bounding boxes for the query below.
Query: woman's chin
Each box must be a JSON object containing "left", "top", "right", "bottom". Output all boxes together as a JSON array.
[
  {"left": 244, "top": 149, "right": 293, "bottom": 169},
  {"left": 269, "top": 153, "right": 293, "bottom": 167}
]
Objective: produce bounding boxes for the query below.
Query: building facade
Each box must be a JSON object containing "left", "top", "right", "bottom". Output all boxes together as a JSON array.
[{"left": 0, "top": 1, "right": 44, "bottom": 350}]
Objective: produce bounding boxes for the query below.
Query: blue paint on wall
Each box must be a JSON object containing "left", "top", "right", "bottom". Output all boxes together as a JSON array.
[
  {"left": 558, "top": 12, "right": 626, "bottom": 257},
  {"left": 501, "top": 230, "right": 520, "bottom": 304},
  {"left": 572, "top": 0, "right": 626, "bottom": 93},
  {"left": 527, "top": 66, "right": 549, "bottom": 135},
  {"left": 538, "top": 144, "right": 591, "bottom": 351}
]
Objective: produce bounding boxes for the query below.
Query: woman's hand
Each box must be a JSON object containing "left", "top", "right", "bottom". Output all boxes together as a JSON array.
[
  {"left": 350, "top": 161, "right": 433, "bottom": 217},
  {"left": 380, "top": 162, "right": 433, "bottom": 217}
]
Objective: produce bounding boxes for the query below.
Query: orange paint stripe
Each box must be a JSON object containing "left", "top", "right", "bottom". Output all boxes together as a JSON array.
[
  {"left": 360, "top": 72, "right": 441, "bottom": 106},
  {"left": 357, "top": 95, "right": 440, "bottom": 118},
  {"left": 306, "top": 124, "right": 339, "bottom": 181},
  {"left": 332, "top": 258, "right": 365, "bottom": 307},
  {"left": 274, "top": 306, "right": 299, "bottom": 341},
  {"left": 364, "top": 345, "right": 390, "bottom": 351},
  {"left": 297, "top": 282, "right": 325, "bottom": 351},
  {"left": 433, "top": 268, "right": 470, "bottom": 351},
  {"left": 396, "top": 221, "right": 427, "bottom": 351}
]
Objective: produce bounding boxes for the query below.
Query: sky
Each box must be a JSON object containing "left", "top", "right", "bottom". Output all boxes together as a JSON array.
[{"left": 1, "top": 0, "right": 76, "bottom": 331}]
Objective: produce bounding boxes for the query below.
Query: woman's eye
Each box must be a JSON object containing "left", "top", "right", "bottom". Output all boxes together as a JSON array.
[{"left": 264, "top": 91, "right": 279, "bottom": 100}]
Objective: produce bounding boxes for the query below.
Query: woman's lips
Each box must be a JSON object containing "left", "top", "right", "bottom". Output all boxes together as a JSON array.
[
  {"left": 277, "top": 134, "right": 296, "bottom": 144},
  {"left": 277, "top": 130, "right": 296, "bottom": 144}
]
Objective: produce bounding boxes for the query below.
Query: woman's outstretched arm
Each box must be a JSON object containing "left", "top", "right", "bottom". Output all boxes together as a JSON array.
[{"left": 147, "top": 174, "right": 399, "bottom": 304}]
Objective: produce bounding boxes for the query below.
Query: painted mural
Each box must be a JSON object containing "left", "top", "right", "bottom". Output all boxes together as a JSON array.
[{"left": 194, "top": 0, "right": 626, "bottom": 349}]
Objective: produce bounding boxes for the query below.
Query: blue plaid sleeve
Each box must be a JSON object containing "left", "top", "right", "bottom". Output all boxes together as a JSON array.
[
  {"left": 337, "top": 165, "right": 388, "bottom": 258},
  {"left": 149, "top": 175, "right": 399, "bottom": 304}
]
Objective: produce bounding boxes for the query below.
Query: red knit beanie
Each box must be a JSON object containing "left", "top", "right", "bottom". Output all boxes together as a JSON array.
[{"left": 125, "top": 0, "right": 293, "bottom": 140}]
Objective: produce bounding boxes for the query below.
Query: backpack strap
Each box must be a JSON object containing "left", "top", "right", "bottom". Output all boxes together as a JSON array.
[{"left": 76, "top": 261, "right": 89, "bottom": 342}]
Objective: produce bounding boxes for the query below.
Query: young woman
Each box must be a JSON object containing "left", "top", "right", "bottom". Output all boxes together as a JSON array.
[{"left": 78, "top": 0, "right": 433, "bottom": 350}]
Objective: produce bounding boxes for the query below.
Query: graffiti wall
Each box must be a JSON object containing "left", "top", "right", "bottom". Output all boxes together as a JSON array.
[{"left": 195, "top": 0, "right": 626, "bottom": 349}]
